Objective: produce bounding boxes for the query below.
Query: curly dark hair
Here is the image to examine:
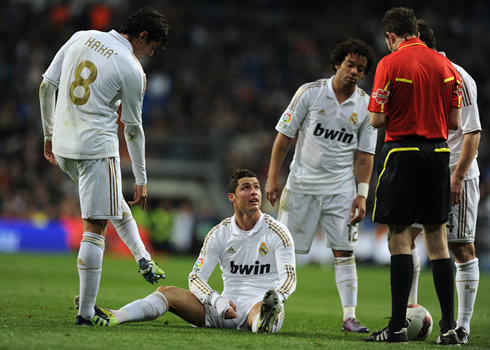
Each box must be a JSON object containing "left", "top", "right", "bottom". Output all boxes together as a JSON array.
[
  {"left": 329, "top": 39, "right": 376, "bottom": 74},
  {"left": 381, "top": 7, "right": 418, "bottom": 38},
  {"left": 227, "top": 169, "right": 258, "bottom": 194},
  {"left": 119, "top": 8, "right": 169, "bottom": 48},
  {"left": 417, "top": 19, "right": 437, "bottom": 49}
]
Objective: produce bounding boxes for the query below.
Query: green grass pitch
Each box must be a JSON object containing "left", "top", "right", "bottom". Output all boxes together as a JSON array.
[{"left": 0, "top": 253, "right": 489, "bottom": 349}]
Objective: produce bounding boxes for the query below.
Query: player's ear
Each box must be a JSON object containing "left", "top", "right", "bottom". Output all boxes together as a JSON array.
[{"left": 227, "top": 193, "right": 235, "bottom": 203}]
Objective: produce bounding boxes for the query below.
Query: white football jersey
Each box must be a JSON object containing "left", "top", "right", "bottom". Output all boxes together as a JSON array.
[
  {"left": 43, "top": 30, "right": 146, "bottom": 159},
  {"left": 189, "top": 213, "right": 296, "bottom": 308},
  {"left": 446, "top": 56, "right": 481, "bottom": 180},
  {"left": 276, "top": 77, "right": 377, "bottom": 195}
]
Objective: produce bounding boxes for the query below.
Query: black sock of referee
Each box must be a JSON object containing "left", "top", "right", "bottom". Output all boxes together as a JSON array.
[
  {"left": 432, "top": 258, "right": 455, "bottom": 333},
  {"left": 390, "top": 254, "right": 413, "bottom": 332}
]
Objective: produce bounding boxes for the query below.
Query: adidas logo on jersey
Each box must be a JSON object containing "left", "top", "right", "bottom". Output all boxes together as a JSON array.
[
  {"left": 226, "top": 247, "right": 236, "bottom": 254},
  {"left": 313, "top": 123, "right": 353, "bottom": 144},
  {"left": 230, "top": 260, "right": 271, "bottom": 275},
  {"left": 318, "top": 109, "right": 326, "bottom": 116}
]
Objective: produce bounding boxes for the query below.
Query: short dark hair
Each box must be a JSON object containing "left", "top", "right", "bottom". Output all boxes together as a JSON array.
[
  {"left": 329, "top": 39, "right": 376, "bottom": 74},
  {"left": 381, "top": 7, "right": 418, "bottom": 38},
  {"left": 119, "top": 8, "right": 169, "bottom": 48},
  {"left": 417, "top": 19, "right": 437, "bottom": 49},
  {"left": 227, "top": 169, "right": 258, "bottom": 194}
]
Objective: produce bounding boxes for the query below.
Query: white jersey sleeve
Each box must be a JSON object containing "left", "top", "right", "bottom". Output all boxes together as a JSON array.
[
  {"left": 188, "top": 221, "right": 225, "bottom": 305},
  {"left": 276, "top": 81, "right": 317, "bottom": 138},
  {"left": 356, "top": 89, "right": 377, "bottom": 155},
  {"left": 264, "top": 216, "right": 297, "bottom": 302},
  {"left": 448, "top": 61, "right": 481, "bottom": 179}
]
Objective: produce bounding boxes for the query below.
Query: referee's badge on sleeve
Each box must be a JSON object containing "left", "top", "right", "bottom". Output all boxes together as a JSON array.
[{"left": 372, "top": 88, "right": 390, "bottom": 104}]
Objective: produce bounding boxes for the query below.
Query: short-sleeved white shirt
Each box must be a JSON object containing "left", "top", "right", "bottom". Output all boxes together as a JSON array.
[
  {"left": 188, "top": 213, "right": 296, "bottom": 309},
  {"left": 445, "top": 56, "right": 481, "bottom": 180},
  {"left": 276, "top": 77, "right": 377, "bottom": 195},
  {"left": 43, "top": 29, "right": 146, "bottom": 159}
]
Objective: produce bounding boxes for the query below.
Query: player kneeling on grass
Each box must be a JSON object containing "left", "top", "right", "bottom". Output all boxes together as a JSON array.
[{"left": 78, "top": 169, "right": 297, "bottom": 332}]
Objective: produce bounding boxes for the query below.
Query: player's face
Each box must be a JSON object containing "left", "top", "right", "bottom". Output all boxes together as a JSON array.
[
  {"left": 133, "top": 32, "right": 161, "bottom": 58},
  {"left": 335, "top": 53, "right": 367, "bottom": 88},
  {"left": 232, "top": 177, "right": 262, "bottom": 213}
]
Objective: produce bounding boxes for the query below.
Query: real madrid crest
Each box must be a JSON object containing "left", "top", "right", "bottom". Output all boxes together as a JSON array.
[
  {"left": 259, "top": 242, "right": 268, "bottom": 255},
  {"left": 349, "top": 113, "right": 358, "bottom": 125}
]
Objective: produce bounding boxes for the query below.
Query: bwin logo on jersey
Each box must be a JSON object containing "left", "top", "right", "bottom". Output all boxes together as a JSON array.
[
  {"left": 230, "top": 260, "right": 271, "bottom": 275},
  {"left": 313, "top": 123, "right": 354, "bottom": 143}
]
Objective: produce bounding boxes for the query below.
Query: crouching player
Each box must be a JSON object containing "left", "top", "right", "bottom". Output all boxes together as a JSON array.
[{"left": 80, "top": 169, "right": 297, "bottom": 332}]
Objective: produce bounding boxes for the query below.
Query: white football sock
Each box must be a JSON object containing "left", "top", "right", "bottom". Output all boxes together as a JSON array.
[
  {"left": 455, "top": 258, "right": 479, "bottom": 333},
  {"left": 111, "top": 201, "right": 151, "bottom": 263},
  {"left": 334, "top": 256, "right": 357, "bottom": 320},
  {"left": 408, "top": 248, "right": 420, "bottom": 305},
  {"left": 78, "top": 232, "right": 105, "bottom": 319},
  {"left": 116, "top": 291, "right": 168, "bottom": 323}
]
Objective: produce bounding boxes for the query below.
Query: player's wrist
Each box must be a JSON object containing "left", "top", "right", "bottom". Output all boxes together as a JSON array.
[{"left": 357, "top": 182, "right": 369, "bottom": 198}]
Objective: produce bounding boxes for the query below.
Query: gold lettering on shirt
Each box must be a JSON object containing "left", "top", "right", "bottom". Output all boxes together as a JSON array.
[{"left": 84, "top": 37, "right": 117, "bottom": 59}]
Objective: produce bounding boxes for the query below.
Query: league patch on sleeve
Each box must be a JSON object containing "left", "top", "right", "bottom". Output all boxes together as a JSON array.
[
  {"left": 278, "top": 112, "right": 292, "bottom": 128},
  {"left": 372, "top": 88, "right": 390, "bottom": 104}
]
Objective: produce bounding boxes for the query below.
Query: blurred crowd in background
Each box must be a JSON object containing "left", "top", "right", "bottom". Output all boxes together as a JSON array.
[{"left": 1, "top": 0, "right": 489, "bottom": 265}]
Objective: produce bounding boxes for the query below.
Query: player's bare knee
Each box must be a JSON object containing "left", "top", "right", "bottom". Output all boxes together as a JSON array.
[{"left": 449, "top": 242, "right": 475, "bottom": 263}]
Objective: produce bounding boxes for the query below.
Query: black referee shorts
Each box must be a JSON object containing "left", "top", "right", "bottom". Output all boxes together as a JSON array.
[{"left": 372, "top": 139, "right": 451, "bottom": 225}]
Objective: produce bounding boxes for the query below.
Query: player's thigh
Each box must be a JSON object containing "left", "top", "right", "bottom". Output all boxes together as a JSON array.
[
  {"left": 447, "top": 177, "right": 479, "bottom": 243},
  {"left": 157, "top": 285, "right": 206, "bottom": 327},
  {"left": 319, "top": 191, "right": 358, "bottom": 251},
  {"left": 278, "top": 188, "right": 321, "bottom": 254},
  {"left": 77, "top": 157, "right": 123, "bottom": 220}
]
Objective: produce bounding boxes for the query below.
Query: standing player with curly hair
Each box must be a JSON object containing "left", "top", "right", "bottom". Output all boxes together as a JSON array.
[{"left": 266, "top": 39, "right": 376, "bottom": 333}]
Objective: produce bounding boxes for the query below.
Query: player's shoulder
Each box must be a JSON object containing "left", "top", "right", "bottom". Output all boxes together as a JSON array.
[
  {"left": 263, "top": 214, "right": 294, "bottom": 247},
  {"left": 355, "top": 86, "right": 370, "bottom": 100},
  {"left": 209, "top": 217, "right": 233, "bottom": 235},
  {"left": 296, "top": 78, "right": 328, "bottom": 94}
]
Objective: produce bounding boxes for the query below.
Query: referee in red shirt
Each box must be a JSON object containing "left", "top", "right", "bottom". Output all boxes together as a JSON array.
[{"left": 365, "top": 7, "right": 462, "bottom": 345}]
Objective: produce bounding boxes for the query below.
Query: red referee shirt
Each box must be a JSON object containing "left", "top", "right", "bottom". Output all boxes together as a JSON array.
[{"left": 368, "top": 38, "right": 462, "bottom": 142}]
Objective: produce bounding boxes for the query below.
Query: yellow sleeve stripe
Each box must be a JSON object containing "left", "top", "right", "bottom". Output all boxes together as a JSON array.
[
  {"left": 444, "top": 77, "right": 455, "bottom": 83},
  {"left": 395, "top": 78, "right": 412, "bottom": 84},
  {"left": 434, "top": 148, "right": 450, "bottom": 152},
  {"left": 383, "top": 81, "right": 391, "bottom": 90},
  {"left": 372, "top": 147, "right": 420, "bottom": 220}
]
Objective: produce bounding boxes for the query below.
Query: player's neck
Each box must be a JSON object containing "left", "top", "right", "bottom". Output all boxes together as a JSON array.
[
  {"left": 234, "top": 210, "right": 261, "bottom": 231},
  {"left": 333, "top": 80, "right": 355, "bottom": 105}
]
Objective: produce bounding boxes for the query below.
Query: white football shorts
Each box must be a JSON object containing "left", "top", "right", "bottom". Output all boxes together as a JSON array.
[
  {"left": 55, "top": 155, "right": 123, "bottom": 220},
  {"left": 203, "top": 297, "right": 284, "bottom": 332},
  {"left": 277, "top": 188, "right": 358, "bottom": 253},
  {"left": 412, "top": 177, "right": 479, "bottom": 243},
  {"left": 447, "top": 176, "right": 479, "bottom": 243}
]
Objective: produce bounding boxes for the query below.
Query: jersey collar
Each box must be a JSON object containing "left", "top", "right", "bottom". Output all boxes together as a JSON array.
[
  {"left": 398, "top": 37, "right": 425, "bottom": 51},
  {"left": 327, "top": 76, "right": 356, "bottom": 105},
  {"left": 108, "top": 29, "right": 133, "bottom": 52},
  {"left": 231, "top": 212, "right": 264, "bottom": 236}
]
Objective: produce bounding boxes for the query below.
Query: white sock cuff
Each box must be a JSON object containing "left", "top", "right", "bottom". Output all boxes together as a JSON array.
[
  {"left": 144, "top": 291, "right": 169, "bottom": 317},
  {"left": 456, "top": 258, "right": 479, "bottom": 270},
  {"left": 81, "top": 232, "right": 105, "bottom": 250},
  {"left": 334, "top": 256, "right": 355, "bottom": 266}
]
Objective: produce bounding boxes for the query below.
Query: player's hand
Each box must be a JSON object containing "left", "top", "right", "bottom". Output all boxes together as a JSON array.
[
  {"left": 450, "top": 175, "right": 463, "bottom": 206},
  {"left": 350, "top": 196, "right": 366, "bottom": 224},
  {"left": 224, "top": 300, "right": 238, "bottom": 319},
  {"left": 128, "top": 184, "right": 147, "bottom": 210},
  {"left": 265, "top": 177, "right": 281, "bottom": 207},
  {"left": 43, "top": 141, "right": 58, "bottom": 166}
]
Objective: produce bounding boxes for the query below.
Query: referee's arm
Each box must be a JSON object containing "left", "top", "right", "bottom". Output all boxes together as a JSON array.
[{"left": 369, "top": 112, "right": 386, "bottom": 128}]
